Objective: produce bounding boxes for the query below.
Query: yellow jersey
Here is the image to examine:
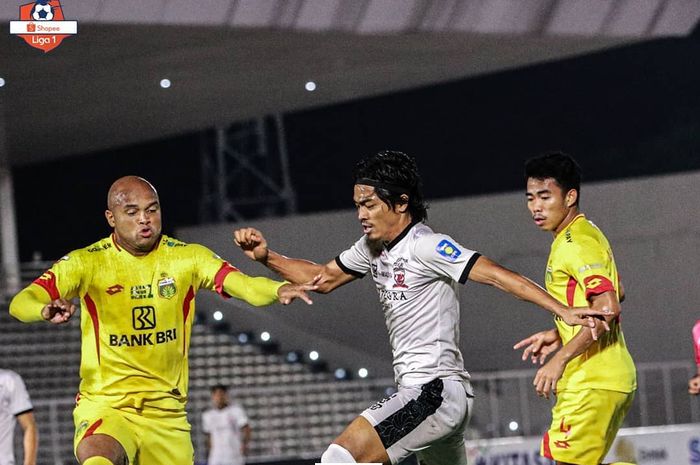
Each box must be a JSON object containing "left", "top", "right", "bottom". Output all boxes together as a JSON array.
[
  {"left": 546, "top": 215, "right": 636, "bottom": 393},
  {"left": 11, "top": 234, "right": 283, "bottom": 407}
]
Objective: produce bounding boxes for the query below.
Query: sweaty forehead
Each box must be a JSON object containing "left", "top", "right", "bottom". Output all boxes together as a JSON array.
[
  {"left": 109, "top": 183, "right": 158, "bottom": 208},
  {"left": 353, "top": 184, "right": 377, "bottom": 202}
]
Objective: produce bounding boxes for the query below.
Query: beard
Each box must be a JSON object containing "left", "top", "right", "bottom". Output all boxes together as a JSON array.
[{"left": 368, "top": 238, "right": 384, "bottom": 257}]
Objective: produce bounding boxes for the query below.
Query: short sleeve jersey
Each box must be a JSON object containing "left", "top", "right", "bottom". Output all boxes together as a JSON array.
[
  {"left": 546, "top": 215, "right": 636, "bottom": 392},
  {"left": 31, "top": 234, "right": 238, "bottom": 404},
  {"left": 337, "top": 222, "right": 480, "bottom": 387},
  {"left": 202, "top": 403, "right": 249, "bottom": 465},
  {"left": 0, "top": 369, "right": 33, "bottom": 465}
]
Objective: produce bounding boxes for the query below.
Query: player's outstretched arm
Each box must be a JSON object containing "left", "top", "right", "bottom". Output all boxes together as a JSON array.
[
  {"left": 17, "top": 411, "right": 38, "bottom": 465},
  {"left": 233, "top": 227, "right": 355, "bottom": 293},
  {"left": 531, "top": 291, "right": 618, "bottom": 398},
  {"left": 513, "top": 329, "right": 561, "bottom": 365},
  {"left": 277, "top": 280, "right": 319, "bottom": 305},
  {"left": 10, "top": 285, "right": 76, "bottom": 324},
  {"left": 467, "top": 255, "right": 609, "bottom": 329},
  {"left": 221, "top": 272, "right": 317, "bottom": 307}
]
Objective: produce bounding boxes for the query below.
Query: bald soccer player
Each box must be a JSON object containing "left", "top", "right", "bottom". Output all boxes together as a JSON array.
[{"left": 10, "top": 176, "right": 316, "bottom": 465}]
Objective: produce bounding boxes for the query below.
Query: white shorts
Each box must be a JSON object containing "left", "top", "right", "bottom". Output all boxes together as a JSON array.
[{"left": 360, "top": 378, "right": 473, "bottom": 465}]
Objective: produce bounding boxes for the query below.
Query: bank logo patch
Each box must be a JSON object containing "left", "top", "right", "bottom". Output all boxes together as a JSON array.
[
  {"left": 436, "top": 239, "right": 461, "bottom": 261},
  {"left": 9, "top": 1, "right": 78, "bottom": 53},
  {"left": 132, "top": 306, "right": 156, "bottom": 330},
  {"left": 158, "top": 275, "right": 177, "bottom": 299}
]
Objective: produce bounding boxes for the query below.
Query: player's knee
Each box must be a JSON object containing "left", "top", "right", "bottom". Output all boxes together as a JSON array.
[
  {"left": 321, "top": 443, "right": 356, "bottom": 463},
  {"left": 82, "top": 456, "right": 116, "bottom": 465}
]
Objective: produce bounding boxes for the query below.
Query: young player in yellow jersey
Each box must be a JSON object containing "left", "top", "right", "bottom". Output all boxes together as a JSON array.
[
  {"left": 515, "top": 152, "right": 636, "bottom": 465},
  {"left": 9, "top": 176, "right": 317, "bottom": 465}
]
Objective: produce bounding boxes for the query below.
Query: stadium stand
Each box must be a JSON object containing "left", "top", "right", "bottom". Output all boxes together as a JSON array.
[{"left": 1, "top": 300, "right": 395, "bottom": 465}]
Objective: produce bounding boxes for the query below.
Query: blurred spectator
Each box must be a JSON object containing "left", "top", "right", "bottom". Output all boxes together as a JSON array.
[
  {"left": 202, "top": 385, "right": 251, "bottom": 465},
  {"left": 0, "top": 369, "right": 37, "bottom": 465}
]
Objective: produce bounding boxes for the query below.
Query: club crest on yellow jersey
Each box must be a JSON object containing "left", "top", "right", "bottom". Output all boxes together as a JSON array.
[{"left": 158, "top": 275, "right": 176, "bottom": 299}]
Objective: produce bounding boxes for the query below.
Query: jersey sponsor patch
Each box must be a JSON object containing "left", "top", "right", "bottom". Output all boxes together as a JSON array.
[
  {"left": 578, "top": 263, "right": 603, "bottom": 273},
  {"left": 435, "top": 239, "right": 461, "bottom": 261},
  {"left": 132, "top": 306, "right": 156, "bottom": 330},
  {"left": 130, "top": 284, "right": 153, "bottom": 299}
]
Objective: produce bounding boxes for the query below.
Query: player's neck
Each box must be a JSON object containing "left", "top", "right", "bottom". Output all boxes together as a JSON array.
[
  {"left": 384, "top": 215, "right": 414, "bottom": 244},
  {"left": 112, "top": 233, "right": 159, "bottom": 256},
  {"left": 552, "top": 208, "right": 581, "bottom": 237}
]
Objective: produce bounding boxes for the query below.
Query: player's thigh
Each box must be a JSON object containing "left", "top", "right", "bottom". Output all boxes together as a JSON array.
[
  {"left": 415, "top": 394, "right": 473, "bottom": 465},
  {"left": 133, "top": 412, "right": 194, "bottom": 465},
  {"left": 360, "top": 378, "right": 472, "bottom": 465},
  {"left": 543, "top": 389, "right": 633, "bottom": 465},
  {"left": 73, "top": 399, "right": 137, "bottom": 464}
]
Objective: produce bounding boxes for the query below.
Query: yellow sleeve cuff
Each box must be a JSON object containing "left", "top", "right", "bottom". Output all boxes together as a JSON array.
[
  {"left": 222, "top": 272, "right": 285, "bottom": 307},
  {"left": 9, "top": 285, "right": 49, "bottom": 323}
]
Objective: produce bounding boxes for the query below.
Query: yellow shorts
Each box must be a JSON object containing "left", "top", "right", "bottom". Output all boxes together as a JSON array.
[
  {"left": 73, "top": 395, "right": 194, "bottom": 465},
  {"left": 541, "top": 389, "right": 634, "bottom": 465}
]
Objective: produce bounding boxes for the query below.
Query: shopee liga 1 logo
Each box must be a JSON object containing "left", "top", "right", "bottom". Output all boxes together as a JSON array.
[{"left": 9, "top": 0, "right": 77, "bottom": 53}]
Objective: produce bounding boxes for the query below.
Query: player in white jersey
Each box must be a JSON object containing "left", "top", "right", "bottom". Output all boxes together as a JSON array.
[
  {"left": 234, "top": 151, "right": 608, "bottom": 465},
  {"left": 202, "top": 385, "right": 251, "bottom": 465},
  {"left": 0, "top": 370, "right": 37, "bottom": 465}
]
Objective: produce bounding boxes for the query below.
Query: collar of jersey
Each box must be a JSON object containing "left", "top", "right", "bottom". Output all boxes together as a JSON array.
[
  {"left": 385, "top": 219, "right": 421, "bottom": 251},
  {"left": 554, "top": 213, "right": 586, "bottom": 244},
  {"left": 110, "top": 233, "right": 162, "bottom": 255}
]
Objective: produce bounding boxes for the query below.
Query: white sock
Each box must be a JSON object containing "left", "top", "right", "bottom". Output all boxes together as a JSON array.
[{"left": 320, "top": 443, "right": 356, "bottom": 463}]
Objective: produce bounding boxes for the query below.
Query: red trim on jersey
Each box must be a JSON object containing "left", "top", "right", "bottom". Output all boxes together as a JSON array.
[
  {"left": 583, "top": 274, "right": 615, "bottom": 300},
  {"left": 566, "top": 276, "right": 577, "bottom": 307},
  {"left": 542, "top": 431, "right": 553, "bottom": 459},
  {"left": 83, "top": 419, "right": 103, "bottom": 439},
  {"left": 33, "top": 270, "right": 60, "bottom": 300},
  {"left": 83, "top": 293, "right": 101, "bottom": 365},
  {"left": 214, "top": 262, "right": 239, "bottom": 299},
  {"left": 182, "top": 286, "right": 195, "bottom": 352},
  {"left": 111, "top": 233, "right": 121, "bottom": 252}
]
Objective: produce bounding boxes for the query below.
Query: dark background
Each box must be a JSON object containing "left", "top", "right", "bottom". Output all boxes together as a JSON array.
[{"left": 14, "top": 31, "right": 700, "bottom": 261}]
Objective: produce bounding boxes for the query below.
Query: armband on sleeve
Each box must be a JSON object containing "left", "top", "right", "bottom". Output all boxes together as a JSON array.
[
  {"left": 221, "top": 272, "right": 285, "bottom": 307},
  {"left": 583, "top": 275, "right": 615, "bottom": 300},
  {"left": 9, "top": 284, "right": 51, "bottom": 323}
]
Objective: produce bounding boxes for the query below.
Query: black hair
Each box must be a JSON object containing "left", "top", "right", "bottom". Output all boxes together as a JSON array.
[
  {"left": 353, "top": 150, "right": 428, "bottom": 222},
  {"left": 524, "top": 151, "right": 581, "bottom": 205},
  {"left": 210, "top": 384, "right": 228, "bottom": 393}
]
